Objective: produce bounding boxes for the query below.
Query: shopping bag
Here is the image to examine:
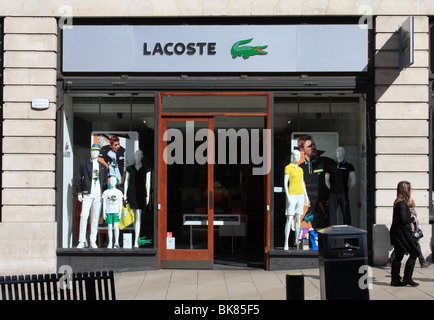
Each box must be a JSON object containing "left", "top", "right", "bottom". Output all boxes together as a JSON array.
[
  {"left": 119, "top": 202, "right": 135, "bottom": 230},
  {"left": 309, "top": 230, "right": 318, "bottom": 250}
]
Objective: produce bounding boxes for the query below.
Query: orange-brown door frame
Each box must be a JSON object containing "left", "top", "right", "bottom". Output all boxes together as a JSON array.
[
  {"left": 264, "top": 94, "right": 271, "bottom": 270},
  {"left": 157, "top": 117, "right": 214, "bottom": 266},
  {"left": 157, "top": 92, "right": 271, "bottom": 269}
]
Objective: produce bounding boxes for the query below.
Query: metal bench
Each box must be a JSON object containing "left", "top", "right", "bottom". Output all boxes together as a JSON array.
[{"left": 0, "top": 270, "right": 116, "bottom": 300}]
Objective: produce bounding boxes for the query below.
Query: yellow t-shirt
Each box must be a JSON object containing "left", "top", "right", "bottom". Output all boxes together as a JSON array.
[{"left": 284, "top": 164, "right": 304, "bottom": 195}]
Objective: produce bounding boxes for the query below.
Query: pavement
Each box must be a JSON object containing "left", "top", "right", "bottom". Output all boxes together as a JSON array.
[{"left": 113, "top": 263, "right": 434, "bottom": 300}]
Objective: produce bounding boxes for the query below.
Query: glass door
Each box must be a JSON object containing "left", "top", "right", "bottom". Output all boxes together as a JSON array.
[
  {"left": 157, "top": 92, "right": 271, "bottom": 269},
  {"left": 158, "top": 118, "right": 215, "bottom": 268}
]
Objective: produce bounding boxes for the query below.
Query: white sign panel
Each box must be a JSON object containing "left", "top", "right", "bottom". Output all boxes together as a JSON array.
[
  {"left": 399, "top": 17, "right": 414, "bottom": 70},
  {"left": 31, "top": 98, "right": 50, "bottom": 110},
  {"left": 63, "top": 25, "right": 368, "bottom": 73}
]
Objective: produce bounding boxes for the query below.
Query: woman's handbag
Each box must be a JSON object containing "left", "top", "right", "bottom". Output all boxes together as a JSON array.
[
  {"left": 119, "top": 201, "right": 135, "bottom": 230},
  {"left": 412, "top": 226, "right": 424, "bottom": 240}
]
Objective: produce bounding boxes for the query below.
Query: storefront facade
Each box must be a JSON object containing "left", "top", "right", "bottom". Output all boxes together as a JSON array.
[{"left": 0, "top": 1, "right": 432, "bottom": 274}]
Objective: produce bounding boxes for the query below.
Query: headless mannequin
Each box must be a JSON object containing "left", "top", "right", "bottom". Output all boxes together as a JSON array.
[
  {"left": 325, "top": 147, "right": 356, "bottom": 225},
  {"left": 77, "top": 145, "right": 107, "bottom": 249},
  {"left": 102, "top": 176, "right": 123, "bottom": 248},
  {"left": 124, "top": 150, "right": 151, "bottom": 248},
  {"left": 284, "top": 150, "right": 309, "bottom": 250}
]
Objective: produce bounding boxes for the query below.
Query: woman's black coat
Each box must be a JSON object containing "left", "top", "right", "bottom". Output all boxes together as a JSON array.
[{"left": 390, "top": 201, "right": 420, "bottom": 257}]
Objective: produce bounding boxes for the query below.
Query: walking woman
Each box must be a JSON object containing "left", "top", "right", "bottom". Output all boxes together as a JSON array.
[{"left": 390, "top": 181, "right": 421, "bottom": 286}]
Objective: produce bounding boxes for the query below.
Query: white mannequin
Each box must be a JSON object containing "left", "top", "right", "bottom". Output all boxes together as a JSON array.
[
  {"left": 124, "top": 150, "right": 151, "bottom": 248},
  {"left": 284, "top": 150, "right": 309, "bottom": 250},
  {"left": 77, "top": 146, "right": 105, "bottom": 249},
  {"left": 102, "top": 176, "right": 123, "bottom": 248},
  {"left": 325, "top": 147, "right": 356, "bottom": 190}
]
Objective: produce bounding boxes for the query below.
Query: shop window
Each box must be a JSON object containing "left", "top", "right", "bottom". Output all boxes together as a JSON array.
[
  {"left": 61, "top": 94, "right": 155, "bottom": 249},
  {"left": 273, "top": 94, "right": 367, "bottom": 251}
]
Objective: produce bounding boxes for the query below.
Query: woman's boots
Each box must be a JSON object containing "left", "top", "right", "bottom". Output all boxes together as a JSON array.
[
  {"left": 391, "top": 258, "right": 419, "bottom": 287},
  {"left": 391, "top": 262, "right": 406, "bottom": 286},
  {"left": 402, "top": 258, "right": 419, "bottom": 287}
]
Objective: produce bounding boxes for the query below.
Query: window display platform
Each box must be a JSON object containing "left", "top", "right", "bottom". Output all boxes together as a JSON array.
[
  {"left": 57, "top": 248, "right": 319, "bottom": 272},
  {"left": 268, "top": 249, "right": 319, "bottom": 270},
  {"left": 56, "top": 248, "right": 158, "bottom": 273}
]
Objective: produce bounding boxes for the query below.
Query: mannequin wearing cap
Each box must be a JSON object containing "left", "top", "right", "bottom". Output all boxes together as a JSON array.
[
  {"left": 124, "top": 150, "right": 151, "bottom": 248},
  {"left": 325, "top": 147, "right": 356, "bottom": 226},
  {"left": 102, "top": 176, "right": 124, "bottom": 249},
  {"left": 76, "top": 144, "right": 108, "bottom": 248},
  {"left": 283, "top": 150, "right": 309, "bottom": 250}
]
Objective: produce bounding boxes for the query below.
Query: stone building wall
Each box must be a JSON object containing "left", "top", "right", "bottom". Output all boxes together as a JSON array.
[{"left": 373, "top": 16, "right": 431, "bottom": 264}]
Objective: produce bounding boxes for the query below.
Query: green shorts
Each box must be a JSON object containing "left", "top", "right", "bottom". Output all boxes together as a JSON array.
[{"left": 105, "top": 213, "right": 120, "bottom": 224}]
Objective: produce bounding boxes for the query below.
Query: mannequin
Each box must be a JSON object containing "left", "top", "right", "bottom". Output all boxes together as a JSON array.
[
  {"left": 325, "top": 147, "right": 356, "bottom": 226},
  {"left": 102, "top": 176, "right": 124, "bottom": 248},
  {"left": 124, "top": 150, "right": 151, "bottom": 248},
  {"left": 284, "top": 150, "right": 309, "bottom": 250},
  {"left": 76, "top": 144, "right": 108, "bottom": 248}
]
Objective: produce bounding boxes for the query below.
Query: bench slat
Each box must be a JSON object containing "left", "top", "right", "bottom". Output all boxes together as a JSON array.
[{"left": 0, "top": 270, "right": 116, "bottom": 301}]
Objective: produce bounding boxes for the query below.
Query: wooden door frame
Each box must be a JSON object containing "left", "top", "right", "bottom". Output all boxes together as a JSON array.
[
  {"left": 157, "top": 117, "right": 214, "bottom": 266},
  {"left": 157, "top": 92, "right": 271, "bottom": 269}
]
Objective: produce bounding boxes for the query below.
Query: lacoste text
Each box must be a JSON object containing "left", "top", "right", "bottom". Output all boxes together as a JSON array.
[{"left": 143, "top": 42, "right": 216, "bottom": 56}]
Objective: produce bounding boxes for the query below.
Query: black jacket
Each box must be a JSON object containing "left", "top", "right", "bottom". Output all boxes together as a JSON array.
[
  {"left": 76, "top": 159, "right": 108, "bottom": 195},
  {"left": 390, "top": 201, "right": 420, "bottom": 257}
]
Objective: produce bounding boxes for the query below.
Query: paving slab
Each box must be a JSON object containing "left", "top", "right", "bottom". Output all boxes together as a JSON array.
[{"left": 114, "top": 265, "right": 434, "bottom": 300}]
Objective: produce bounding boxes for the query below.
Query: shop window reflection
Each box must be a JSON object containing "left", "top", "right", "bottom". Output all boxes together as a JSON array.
[
  {"left": 273, "top": 94, "right": 367, "bottom": 251},
  {"left": 62, "top": 94, "right": 155, "bottom": 249}
]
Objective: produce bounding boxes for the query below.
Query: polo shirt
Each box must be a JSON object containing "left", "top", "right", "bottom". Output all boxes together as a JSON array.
[
  {"left": 327, "top": 160, "right": 355, "bottom": 194},
  {"left": 284, "top": 164, "right": 304, "bottom": 195}
]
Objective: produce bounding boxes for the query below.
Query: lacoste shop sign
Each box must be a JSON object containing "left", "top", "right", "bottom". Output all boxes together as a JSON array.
[
  {"left": 63, "top": 25, "right": 367, "bottom": 73},
  {"left": 141, "top": 38, "right": 267, "bottom": 58},
  {"left": 143, "top": 42, "right": 217, "bottom": 56}
]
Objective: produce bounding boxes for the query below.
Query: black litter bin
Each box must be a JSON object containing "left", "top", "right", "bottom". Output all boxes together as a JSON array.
[{"left": 318, "top": 225, "right": 369, "bottom": 300}]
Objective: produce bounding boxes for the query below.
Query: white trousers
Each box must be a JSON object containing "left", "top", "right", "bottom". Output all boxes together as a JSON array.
[{"left": 79, "top": 193, "right": 102, "bottom": 244}]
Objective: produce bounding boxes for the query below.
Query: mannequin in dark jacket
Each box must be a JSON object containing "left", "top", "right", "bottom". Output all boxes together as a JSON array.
[
  {"left": 124, "top": 150, "right": 151, "bottom": 248},
  {"left": 390, "top": 181, "right": 420, "bottom": 286},
  {"left": 76, "top": 144, "right": 108, "bottom": 248}
]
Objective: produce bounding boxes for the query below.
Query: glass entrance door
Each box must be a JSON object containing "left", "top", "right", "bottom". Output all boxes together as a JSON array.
[
  {"left": 158, "top": 118, "right": 215, "bottom": 268},
  {"left": 157, "top": 92, "right": 271, "bottom": 270}
]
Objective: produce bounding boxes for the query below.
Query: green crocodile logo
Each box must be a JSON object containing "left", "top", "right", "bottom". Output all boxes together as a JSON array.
[
  {"left": 231, "top": 38, "right": 268, "bottom": 59},
  {"left": 137, "top": 236, "right": 152, "bottom": 246}
]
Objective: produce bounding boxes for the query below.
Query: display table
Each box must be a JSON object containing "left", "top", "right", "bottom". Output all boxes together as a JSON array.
[{"left": 183, "top": 214, "right": 246, "bottom": 253}]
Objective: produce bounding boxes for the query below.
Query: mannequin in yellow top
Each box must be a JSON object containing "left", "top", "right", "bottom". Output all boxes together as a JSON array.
[{"left": 284, "top": 150, "right": 310, "bottom": 250}]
